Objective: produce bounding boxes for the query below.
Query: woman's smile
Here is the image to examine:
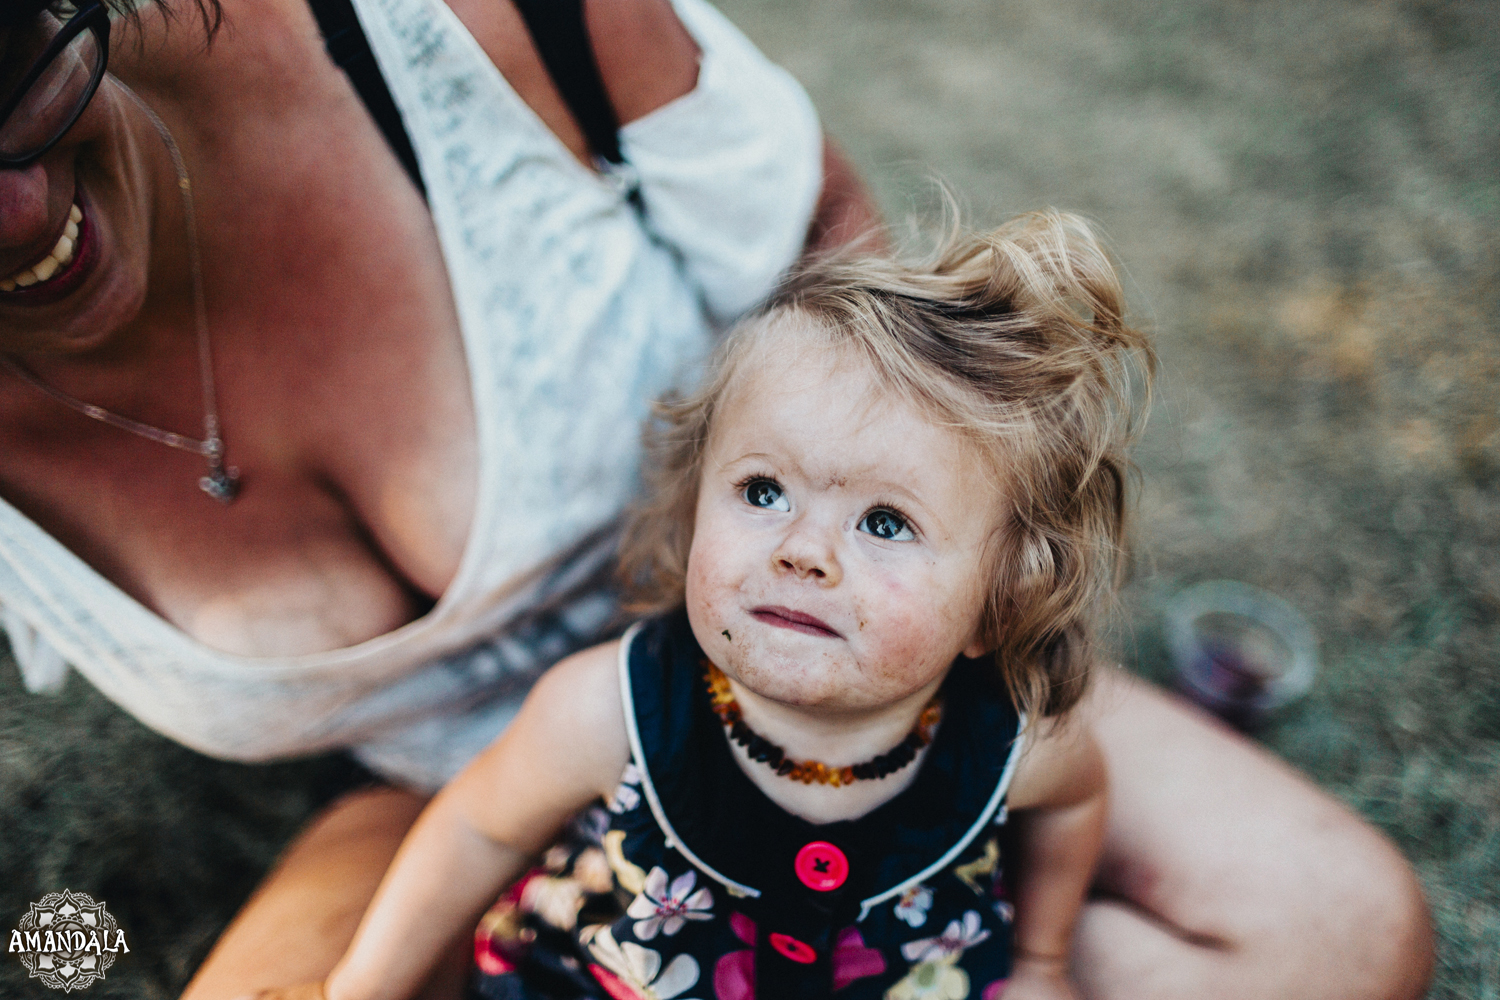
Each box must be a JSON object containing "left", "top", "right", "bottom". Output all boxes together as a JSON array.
[
  {"left": 0, "top": 81, "right": 163, "bottom": 353},
  {"left": 1, "top": 197, "right": 91, "bottom": 299}
]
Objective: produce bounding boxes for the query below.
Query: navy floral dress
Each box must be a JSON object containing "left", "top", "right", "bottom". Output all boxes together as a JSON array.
[{"left": 471, "top": 610, "right": 1025, "bottom": 1000}]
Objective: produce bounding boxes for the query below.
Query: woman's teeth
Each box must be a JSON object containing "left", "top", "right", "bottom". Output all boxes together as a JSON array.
[{"left": 1, "top": 204, "right": 83, "bottom": 292}]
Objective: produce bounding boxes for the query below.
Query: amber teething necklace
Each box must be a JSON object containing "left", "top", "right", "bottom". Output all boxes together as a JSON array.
[
  {"left": 704, "top": 660, "right": 943, "bottom": 787},
  {"left": 0, "top": 85, "right": 239, "bottom": 503}
]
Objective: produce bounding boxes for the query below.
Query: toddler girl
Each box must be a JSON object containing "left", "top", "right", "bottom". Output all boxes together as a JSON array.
[{"left": 270, "top": 210, "right": 1152, "bottom": 1000}]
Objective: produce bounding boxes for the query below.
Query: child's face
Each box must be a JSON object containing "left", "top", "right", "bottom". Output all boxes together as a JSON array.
[{"left": 686, "top": 332, "right": 1003, "bottom": 716}]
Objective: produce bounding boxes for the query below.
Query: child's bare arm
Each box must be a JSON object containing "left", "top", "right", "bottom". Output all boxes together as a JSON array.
[
  {"left": 1002, "top": 718, "right": 1109, "bottom": 999},
  {"left": 266, "top": 641, "right": 630, "bottom": 1000}
]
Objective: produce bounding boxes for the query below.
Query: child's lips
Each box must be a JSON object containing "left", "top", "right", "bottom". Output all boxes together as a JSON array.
[{"left": 751, "top": 606, "right": 841, "bottom": 638}]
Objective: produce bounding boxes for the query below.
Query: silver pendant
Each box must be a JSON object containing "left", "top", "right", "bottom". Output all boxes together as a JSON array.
[{"left": 199, "top": 464, "right": 240, "bottom": 504}]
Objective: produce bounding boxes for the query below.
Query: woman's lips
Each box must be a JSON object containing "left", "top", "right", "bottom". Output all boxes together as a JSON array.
[
  {"left": 751, "top": 606, "right": 841, "bottom": 638},
  {"left": 0, "top": 198, "right": 94, "bottom": 304}
]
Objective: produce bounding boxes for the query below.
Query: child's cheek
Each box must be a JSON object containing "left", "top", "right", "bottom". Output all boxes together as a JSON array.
[
  {"left": 684, "top": 533, "right": 736, "bottom": 665},
  {"left": 865, "top": 562, "right": 975, "bottom": 682},
  {"left": 860, "top": 572, "right": 929, "bottom": 672},
  {"left": 683, "top": 544, "right": 717, "bottom": 624}
]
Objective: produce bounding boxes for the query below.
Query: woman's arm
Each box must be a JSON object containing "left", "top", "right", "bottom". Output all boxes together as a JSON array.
[
  {"left": 1072, "top": 668, "right": 1432, "bottom": 1000},
  {"left": 258, "top": 641, "right": 630, "bottom": 1000},
  {"left": 1003, "top": 717, "right": 1109, "bottom": 1000},
  {"left": 322, "top": 796, "right": 524, "bottom": 1000}
]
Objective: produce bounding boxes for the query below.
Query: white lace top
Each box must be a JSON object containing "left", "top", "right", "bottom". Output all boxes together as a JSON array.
[{"left": 0, "top": 0, "right": 821, "bottom": 790}]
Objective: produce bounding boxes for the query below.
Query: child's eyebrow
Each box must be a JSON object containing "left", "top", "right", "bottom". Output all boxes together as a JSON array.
[
  {"left": 717, "top": 451, "right": 781, "bottom": 471},
  {"left": 816, "top": 469, "right": 944, "bottom": 520},
  {"left": 855, "top": 479, "right": 937, "bottom": 515}
]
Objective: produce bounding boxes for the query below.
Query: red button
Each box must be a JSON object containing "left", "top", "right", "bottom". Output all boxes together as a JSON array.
[
  {"left": 794, "top": 841, "right": 849, "bottom": 891},
  {"left": 769, "top": 933, "right": 817, "bottom": 964}
]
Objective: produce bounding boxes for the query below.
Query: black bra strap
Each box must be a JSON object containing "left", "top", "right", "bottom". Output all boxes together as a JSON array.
[
  {"left": 309, "top": 0, "right": 631, "bottom": 198},
  {"left": 509, "top": 0, "right": 626, "bottom": 166}
]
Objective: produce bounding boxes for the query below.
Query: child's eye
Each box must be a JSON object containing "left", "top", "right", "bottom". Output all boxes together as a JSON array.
[
  {"left": 860, "top": 509, "right": 914, "bottom": 541},
  {"left": 743, "top": 478, "right": 790, "bottom": 512}
]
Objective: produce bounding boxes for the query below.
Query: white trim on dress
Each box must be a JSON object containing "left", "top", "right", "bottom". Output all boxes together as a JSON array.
[
  {"left": 855, "top": 714, "right": 1027, "bottom": 922},
  {"left": 617, "top": 623, "right": 762, "bottom": 899}
]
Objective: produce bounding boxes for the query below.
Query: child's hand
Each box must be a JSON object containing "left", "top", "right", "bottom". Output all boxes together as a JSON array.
[
  {"left": 233, "top": 982, "right": 326, "bottom": 1000},
  {"left": 998, "top": 954, "right": 1079, "bottom": 1000}
]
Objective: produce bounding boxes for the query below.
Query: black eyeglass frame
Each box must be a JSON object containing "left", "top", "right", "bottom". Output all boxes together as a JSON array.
[{"left": 0, "top": 2, "right": 111, "bottom": 168}]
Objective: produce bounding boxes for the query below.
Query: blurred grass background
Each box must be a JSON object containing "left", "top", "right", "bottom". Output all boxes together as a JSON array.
[{"left": 2, "top": 0, "right": 1496, "bottom": 996}]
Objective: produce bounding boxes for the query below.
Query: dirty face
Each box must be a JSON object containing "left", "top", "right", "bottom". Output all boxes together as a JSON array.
[{"left": 685, "top": 327, "right": 1005, "bottom": 717}]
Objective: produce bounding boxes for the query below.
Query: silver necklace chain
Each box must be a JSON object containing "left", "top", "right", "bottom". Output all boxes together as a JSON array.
[{"left": 0, "top": 83, "right": 239, "bottom": 503}]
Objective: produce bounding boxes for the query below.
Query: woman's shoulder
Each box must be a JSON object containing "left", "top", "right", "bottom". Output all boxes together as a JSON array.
[{"left": 586, "top": 0, "right": 703, "bottom": 126}]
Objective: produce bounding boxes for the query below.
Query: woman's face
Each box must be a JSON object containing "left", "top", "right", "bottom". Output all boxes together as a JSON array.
[{"left": 0, "top": 11, "right": 157, "bottom": 356}]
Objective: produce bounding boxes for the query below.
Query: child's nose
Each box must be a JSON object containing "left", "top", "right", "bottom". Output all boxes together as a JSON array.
[{"left": 772, "top": 521, "right": 842, "bottom": 585}]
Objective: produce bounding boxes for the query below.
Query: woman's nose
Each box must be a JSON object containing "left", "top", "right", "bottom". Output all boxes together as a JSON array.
[
  {"left": 772, "top": 518, "right": 843, "bottom": 586},
  {"left": 0, "top": 163, "right": 54, "bottom": 253}
]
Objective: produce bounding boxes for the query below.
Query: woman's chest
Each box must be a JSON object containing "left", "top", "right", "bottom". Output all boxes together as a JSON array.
[
  {"left": 0, "top": 55, "right": 480, "bottom": 656},
  {"left": 202, "top": 96, "right": 483, "bottom": 601},
  {"left": 0, "top": 290, "right": 478, "bottom": 659}
]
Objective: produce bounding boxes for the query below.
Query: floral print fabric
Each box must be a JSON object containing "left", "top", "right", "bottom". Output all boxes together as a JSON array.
[{"left": 471, "top": 613, "right": 1022, "bottom": 1000}]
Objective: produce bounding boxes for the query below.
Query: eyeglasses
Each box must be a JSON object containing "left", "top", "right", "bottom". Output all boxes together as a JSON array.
[{"left": 0, "top": 3, "right": 110, "bottom": 168}]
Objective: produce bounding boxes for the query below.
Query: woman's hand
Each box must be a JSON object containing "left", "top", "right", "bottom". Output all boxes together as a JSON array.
[{"left": 997, "top": 954, "right": 1080, "bottom": 1000}]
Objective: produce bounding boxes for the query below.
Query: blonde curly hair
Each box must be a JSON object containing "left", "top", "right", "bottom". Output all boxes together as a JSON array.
[{"left": 619, "top": 210, "right": 1154, "bottom": 719}]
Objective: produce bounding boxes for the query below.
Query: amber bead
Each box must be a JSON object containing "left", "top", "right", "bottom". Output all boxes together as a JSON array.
[{"left": 702, "top": 659, "right": 941, "bottom": 787}]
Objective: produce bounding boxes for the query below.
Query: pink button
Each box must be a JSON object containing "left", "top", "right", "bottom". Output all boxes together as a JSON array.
[
  {"left": 769, "top": 933, "right": 817, "bottom": 964},
  {"left": 794, "top": 841, "right": 849, "bottom": 891}
]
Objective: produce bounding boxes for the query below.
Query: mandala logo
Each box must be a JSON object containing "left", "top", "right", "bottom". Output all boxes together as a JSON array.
[{"left": 8, "top": 890, "right": 129, "bottom": 992}]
